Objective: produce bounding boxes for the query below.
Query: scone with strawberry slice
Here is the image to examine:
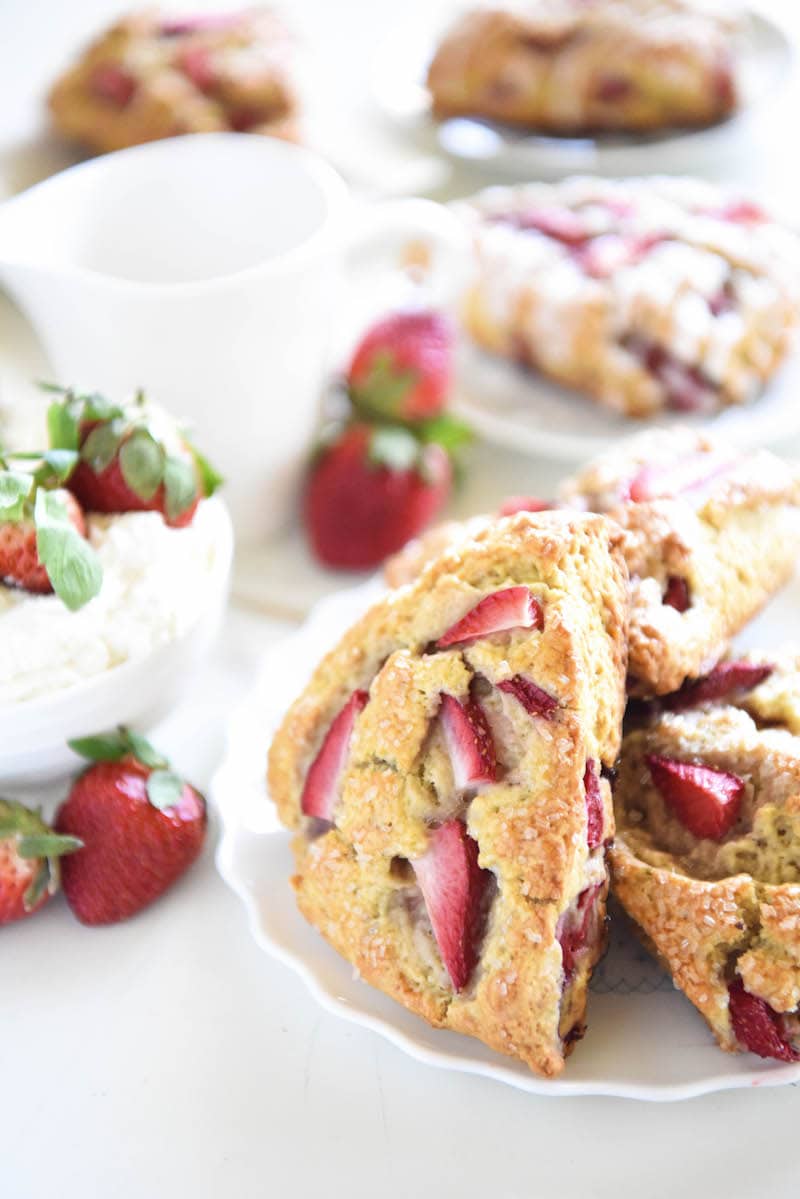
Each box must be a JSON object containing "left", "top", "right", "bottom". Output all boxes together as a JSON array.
[
  {"left": 269, "top": 512, "right": 628, "bottom": 1076},
  {"left": 611, "top": 697, "right": 800, "bottom": 1063},
  {"left": 456, "top": 175, "right": 800, "bottom": 417},
  {"left": 561, "top": 428, "right": 800, "bottom": 696},
  {"left": 48, "top": 7, "right": 298, "bottom": 155}
]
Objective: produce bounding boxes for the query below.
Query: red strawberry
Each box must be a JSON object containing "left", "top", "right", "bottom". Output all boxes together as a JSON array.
[
  {"left": 664, "top": 661, "right": 774, "bottom": 712},
  {"left": 728, "top": 979, "right": 799, "bottom": 1062},
  {"left": 90, "top": 64, "right": 138, "bottom": 107},
  {"left": 507, "top": 207, "right": 591, "bottom": 245},
  {"left": 0, "top": 490, "right": 85, "bottom": 594},
  {"left": 56, "top": 729, "right": 206, "bottom": 925},
  {"left": 497, "top": 675, "right": 557, "bottom": 720},
  {"left": 300, "top": 690, "right": 369, "bottom": 821},
  {"left": 436, "top": 587, "right": 543, "bottom": 648},
  {"left": 497, "top": 495, "right": 551, "bottom": 516},
  {"left": 412, "top": 820, "right": 491, "bottom": 990},
  {"left": 584, "top": 759, "right": 604, "bottom": 850},
  {"left": 0, "top": 800, "right": 82, "bottom": 925},
  {"left": 46, "top": 386, "right": 221, "bottom": 529},
  {"left": 558, "top": 883, "right": 604, "bottom": 979},
  {"left": 710, "top": 200, "right": 766, "bottom": 225},
  {"left": 646, "top": 753, "right": 744, "bottom": 841},
  {"left": 439, "top": 693, "right": 497, "bottom": 788},
  {"left": 304, "top": 423, "right": 451, "bottom": 570},
  {"left": 0, "top": 459, "right": 101, "bottom": 610},
  {"left": 663, "top": 576, "right": 690, "bottom": 612},
  {"left": 574, "top": 233, "right": 664, "bottom": 279},
  {"left": 347, "top": 311, "right": 454, "bottom": 421}
]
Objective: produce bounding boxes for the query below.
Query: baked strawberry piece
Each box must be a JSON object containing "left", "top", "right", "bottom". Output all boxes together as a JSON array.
[
  {"left": 611, "top": 703, "right": 800, "bottom": 1061},
  {"left": 56, "top": 727, "right": 207, "bottom": 925},
  {"left": 560, "top": 428, "right": 800, "bottom": 696},
  {"left": 457, "top": 176, "right": 800, "bottom": 417},
  {"left": 269, "top": 513, "right": 628, "bottom": 1076},
  {"left": 427, "top": 0, "right": 739, "bottom": 135},
  {"left": 0, "top": 453, "right": 101, "bottom": 610},
  {"left": 48, "top": 7, "right": 299, "bottom": 154},
  {"left": 46, "top": 385, "right": 221, "bottom": 529}
]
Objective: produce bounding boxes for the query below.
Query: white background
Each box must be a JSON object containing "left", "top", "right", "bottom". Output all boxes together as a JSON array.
[{"left": 2, "top": 2, "right": 800, "bottom": 1197}]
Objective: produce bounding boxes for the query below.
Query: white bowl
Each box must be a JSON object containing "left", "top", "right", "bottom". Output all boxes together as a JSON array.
[{"left": 0, "top": 498, "right": 233, "bottom": 786}]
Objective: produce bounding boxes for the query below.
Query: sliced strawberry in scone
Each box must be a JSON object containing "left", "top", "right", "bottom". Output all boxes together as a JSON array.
[
  {"left": 646, "top": 754, "right": 743, "bottom": 841},
  {"left": 497, "top": 675, "right": 558, "bottom": 719},
  {"left": 664, "top": 661, "right": 775, "bottom": 712},
  {"left": 412, "top": 820, "right": 491, "bottom": 991},
  {"left": 436, "top": 586, "right": 543, "bottom": 648},
  {"left": 728, "top": 980, "right": 799, "bottom": 1063},
  {"left": 268, "top": 514, "right": 628, "bottom": 1078},
  {"left": 439, "top": 693, "right": 497, "bottom": 788},
  {"left": 300, "top": 690, "right": 369, "bottom": 821}
]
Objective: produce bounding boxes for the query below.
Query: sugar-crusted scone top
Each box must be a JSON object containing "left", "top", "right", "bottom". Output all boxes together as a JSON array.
[
  {"left": 268, "top": 513, "right": 629, "bottom": 1076},
  {"left": 457, "top": 177, "right": 800, "bottom": 416}
]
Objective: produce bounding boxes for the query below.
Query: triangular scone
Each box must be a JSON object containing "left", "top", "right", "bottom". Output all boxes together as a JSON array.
[
  {"left": 268, "top": 513, "right": 628, "bottom": 1077},
  {"left": 611, "top": 704, "right": 800, "bottom": 1061}
]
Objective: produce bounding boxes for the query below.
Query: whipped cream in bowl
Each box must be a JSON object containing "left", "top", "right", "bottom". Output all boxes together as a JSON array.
[{"left": 0, "top": 496, "right": 233, "bottom": 784}]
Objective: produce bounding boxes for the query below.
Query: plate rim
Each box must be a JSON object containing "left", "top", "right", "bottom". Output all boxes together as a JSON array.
[{"left": 212, "top": 575, "right": 800, "bottom": 1100}]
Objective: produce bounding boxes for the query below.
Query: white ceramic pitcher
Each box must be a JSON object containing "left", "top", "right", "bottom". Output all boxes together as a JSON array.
[{"left": 0, "top": 133, "right": 466, "bottom": 541}]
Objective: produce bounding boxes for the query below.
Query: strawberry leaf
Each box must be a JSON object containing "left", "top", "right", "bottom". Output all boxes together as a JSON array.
[
  {"left": 80, "top": 421, "right": 125, "bottom": 473},
  {"left": 40, "top": 449, "right": 79, "bottom": 484},
  {"left": 125, "top": 730, "right": 169, "bottom": 769},
  {"left": 17, "top": 832, "right": 83, "bottom": 858},
  {"left": 163, "top": 456, "right": 198, "bottom": 520},
  {"left": 146, "top": 769, "right": 185, "bottom": 810},
  {"left": 186, "top": 441, "right": 223, "bottom": 498},
  {"left": 34, "top": 489, "right": 103, "bottom": 611},
  {"left": 0, "top": 470, "right": 33, "bottom": 521},
  {"left": 47, "top": 399, "right": 80, "bottom": 451},
  {"left": 368, "top": 426, "right": 420, "bottom": 472},
  {"left": 119, "top": 429, "right": 165, "bottom": 501},
  {"left": 68, "top": 729, "right": 132, "bottom": 761},
  {"left": 417, "top": 413, "right": 474, "bottom": 457},
  {"left": 351, "top": 352, "right": 416, "bottom": 419},
  {"left": 23, "top": 860, "right": 53, "bottom": 911}
]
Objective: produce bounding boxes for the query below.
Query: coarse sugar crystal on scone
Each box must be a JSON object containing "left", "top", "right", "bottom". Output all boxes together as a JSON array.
[
  {"left": 456, "top": 175, "right": 800, "bottom": 418},
  {"left": 611, "top": 700, "right": 800, "bottom": 1062},
  {"left": 428, "top": 0, "right": 740, "bottom": 134},
  {"left": 48, "top": 7, "right": 298, "bottom": 154},
  {"left": 268, "top": 512, "right": 629, "bottom": 1077}
]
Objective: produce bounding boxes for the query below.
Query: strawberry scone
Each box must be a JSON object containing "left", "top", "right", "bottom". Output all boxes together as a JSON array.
[
  {"left": 268, "top": 513, "right": 628, "bottom": 1077},
  {"left": 611, "top": 702, "right": 800, "bottom": 1062},
  {"left": 48, "top": 8, "right": 298, "bottom": 154},
  {"left": 427, "top": 0, "right": 739, "bottom": 134},
  {"left": 456, "top": 176, "right": 800, "bottom": 417},
  {"left": 561, "top": 429, "right": 800, "bottom": 696}
]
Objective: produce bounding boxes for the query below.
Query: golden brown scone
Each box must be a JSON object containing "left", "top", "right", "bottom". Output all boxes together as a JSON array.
[
  {"left": 561, "top": 429, "right": 800, "bottom": 696},
  {"left": 269, "top": 512, "right": 629, "bottom": 1077},
  {"left": 456, "top": 176, "right": 800, "bottom": 418},
  {"left": 611, "top": 703, "right": 800, "bottom": 1061},
  {"left": 427, "top": 0, "right": 739, "bottom": 134},
  {"left": 48, "top": 8, "right": 298, "bottom": 154},
  {"left": 386, "top": 430, "right": 800, "bottom": 699}
]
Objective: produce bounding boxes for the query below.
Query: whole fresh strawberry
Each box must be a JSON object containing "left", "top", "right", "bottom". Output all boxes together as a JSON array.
[
  {"left": 304, "top": 422, "right": 452, "bottom": 569},
  {"left": 45, "top": 384, "right": 222, "bottom": 528},
  {"left": 0, "top": 799, "right": 82, "bottom": 925},
  {"left": 347, "top": 311, "right": 454, "bottom": 422},
  {"left": 0, "top": 452, "right": 102, "bottom": 609},
  {"left": 55, "top": 728, "right": 207, "bottom": 925}
]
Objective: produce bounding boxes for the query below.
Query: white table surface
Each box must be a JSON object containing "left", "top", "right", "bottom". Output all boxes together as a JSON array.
[{"left": 3, "top": 2, "right": 800, "bottom": 1196}]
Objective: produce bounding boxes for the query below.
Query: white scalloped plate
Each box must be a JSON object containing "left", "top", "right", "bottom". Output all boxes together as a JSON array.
[
  {"left": 212, "top": 574, "right": 800, "bottom": 1099},
  {"left": 371, "top": 9, "right": 792, "bottom": 180}
]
